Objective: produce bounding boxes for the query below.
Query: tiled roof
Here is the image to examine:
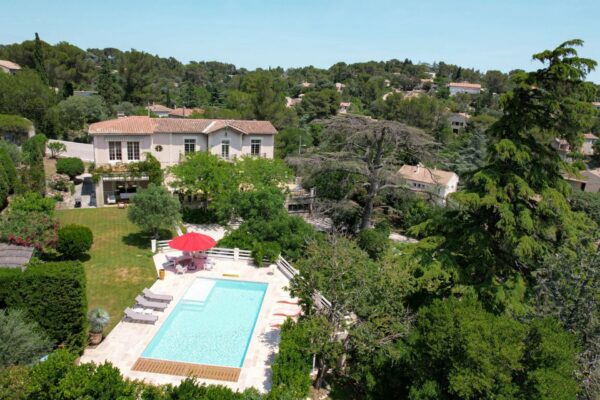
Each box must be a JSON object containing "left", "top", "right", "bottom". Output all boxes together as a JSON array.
[
  {"left": 592, "top": 102, "right": 600, "bottom": 107},
  {"left": 0, "top": 243, "right": 34, "bottom": 269},
  {"left": 447, "top": 82, "right": 481, "bottom": 89},
  {"left": 398, "top": 165, "right": 457, "bottom": 186},
  {"left": 146, "top": 104, "right": 173, "bottom": 113},
  {"left": 89, "top": 116, "right": 277, "bottom": 135},
  {"left": 0, "top": 60, "right": 21, "bottom": 70},
  {"left": 584, "top": 133, "right": 599, "bottom": 140},
  {"left": 168, "top": 108, "right": 204, "bottom": 117}
]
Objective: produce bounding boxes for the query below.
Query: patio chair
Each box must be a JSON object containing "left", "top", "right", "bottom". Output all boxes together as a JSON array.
[
  {"left": 143, "top": 288, "right": 173, "bottom": 303},
  {"left": 123, "top": 308, "right": 158, "bottom": 324},
  {"left": 176, "top": 264, "right": 188, "bottom": 274},
  {"left": 135, "top": 295, "right": 168, "bottom": 311},
  {"left": 204, "top": 260, "right": 214, "bottom": 271}
]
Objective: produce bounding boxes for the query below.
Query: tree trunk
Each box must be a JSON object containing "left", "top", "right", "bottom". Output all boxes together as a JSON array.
[
  {"left": 359, "top": 128, "right": 386, "bottom": 232},
  {"left": 314, "top": 358, "right": 327, "bottom": 389}
]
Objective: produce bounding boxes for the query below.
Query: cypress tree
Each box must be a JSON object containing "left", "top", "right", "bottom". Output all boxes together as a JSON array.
[{"left": 33, "top": 32, "right": 48, "bottom": 85}]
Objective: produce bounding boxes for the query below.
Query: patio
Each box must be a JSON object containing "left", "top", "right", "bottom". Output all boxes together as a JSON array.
[{"left": 79, "top": 249, "right": 298, "bottom": 393}]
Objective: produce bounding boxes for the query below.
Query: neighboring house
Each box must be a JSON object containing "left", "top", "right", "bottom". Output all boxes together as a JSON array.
[
  {"left": 339, "top": 102, "right": 352, "bottom": 114},
  {"left": 593, "top": 102, "right": 600, "bottom": 111},
  {"left": 335, "top": 82, "right": 346, "bottom": 92},
  {"left": 448, "top": 82, "right": 482, "bottom": 96},
  {"left": 89, "top": 116, "right": 277, "bottom": 206},
  {"left": 552, "top": 133, "right": 598, "bottom": 160},
  {"left": 0, "top": 243, "right": 34, "bottom": 270},
  {"left": 448, "top": 112, "right": 470, "bottom": 134},
  {"left": 168, "top": 108, "right": 204, "bottom": 118},
  {"left": 284, "top": 179, "right": 316, "bottom": 215},
  {"left": 0, "top": 117, "right": 35, "bottom": 145},
  {"left": 300, "top": 82, "right": 313, "bottom": 88},
  {"left": 145, "top": 104, "right": 173, "bottom": 118},
  {"left": 0, "top": 60, "right": 21, "bottom": 74},
  {"left": 285, "top": 96, "right": 303, "bottom": 108},
  {"left": 565, "top": 168, "right": 600, "bottom": 193},
  {"left": 398, "top": 164, "right": 459, "bottom": 205}
]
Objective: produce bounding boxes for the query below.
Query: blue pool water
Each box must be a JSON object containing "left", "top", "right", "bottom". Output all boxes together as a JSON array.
[{"left": 142, "top": 278, "right": 268, "bottom": 367}]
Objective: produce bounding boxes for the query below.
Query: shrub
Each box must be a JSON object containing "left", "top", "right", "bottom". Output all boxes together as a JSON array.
[
  {"left": 128, "top": 184, "right": 181, "bottom": 238},
  {"left": 0, "top": 309, "right": 53, "bottom": 368},
  {"left": 0, "top": 147, "right": 17, "bottom": 191},
  {"left": 57, "top": 224, "right": 93, "bottom": 260},
  {"left": 88, "top": 308, "right": 109, "bottom": 334},
  {"left": 9, "top": 192, "right": 56, "bottom": 215},
  {"left": 56, "top": 157, "right": 84, "bottom": 179},
  {"left": 0, "top": 209, "right": 59, "bottom": 252},
  {"left": 47, "top": 141, "right": 66, "bottom": 158},
  {"left": 0, "top": 165, "right": 8, "bottom": 208},
  {"left": 0, "top": 365, "right": 31, "bottom": 400},
  {"left": 357, "top": 227, "right": 390, "bottom": 260},
  {"left": 0, "top": 261, "right": 87, "bottom": 350}
]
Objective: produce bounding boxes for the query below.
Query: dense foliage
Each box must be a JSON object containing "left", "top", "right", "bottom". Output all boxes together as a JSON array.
[
  {"left": 56, "top": 157, "right": 84, "bottom": 179},
  {"left": 57, "top": 224, "right": 94, "bottom": 259},
  {"left": 0, "top": 261, "right": 87, "bottom": 351},
  {"left": 127, "top": 184, "right": 181, "bottom": 238},
  {"left": 0, "top": 209, "right": 58, "bottom": 251},
  {"left": 0, "top": 309, "right": 52, "bottom": 368}
]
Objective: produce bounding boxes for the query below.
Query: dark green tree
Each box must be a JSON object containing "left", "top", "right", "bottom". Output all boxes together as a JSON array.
[
  {"left": 127, "top": 184, "right": 181, "bottom": 238},
  {"left": 33, "top": 33, "right": 48, "bottom": 84},
  {"left": 96, "top": 59, "right": 121, "bottom": 106}
]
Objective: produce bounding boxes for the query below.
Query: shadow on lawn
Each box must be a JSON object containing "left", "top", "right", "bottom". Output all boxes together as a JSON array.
[{"left": 122, "top": 229, "right": 172, "bottom": 250}]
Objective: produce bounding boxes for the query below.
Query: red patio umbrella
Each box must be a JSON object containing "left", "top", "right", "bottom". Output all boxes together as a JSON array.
[{"left": 168, "top": 232, "right": 217, "bottom": 252}]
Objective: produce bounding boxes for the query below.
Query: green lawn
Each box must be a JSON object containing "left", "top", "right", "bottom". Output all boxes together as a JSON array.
[{"left": 57, "top": 208, "right": 172, "bottom": 333}]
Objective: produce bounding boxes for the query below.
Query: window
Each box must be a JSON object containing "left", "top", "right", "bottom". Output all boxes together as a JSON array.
[
  {"left": 109, "top": 142, "right": 122, "bottom": 161},
  {"left": 127, "top": 142, "right": 140, "bottom": 161},
  {"left": 221, "top": 139, "right": 230, "bottom": 159},
  {"left": 250, "top": 139, "right": 261, "bottom": 156},
  {"left": 184, "top": 139, "right": 196, "bottom": 154}
]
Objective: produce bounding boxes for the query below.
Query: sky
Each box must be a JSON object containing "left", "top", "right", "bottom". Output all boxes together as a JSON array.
[{"left": 1, "top": 0, "right": 599, "bottom": 82}]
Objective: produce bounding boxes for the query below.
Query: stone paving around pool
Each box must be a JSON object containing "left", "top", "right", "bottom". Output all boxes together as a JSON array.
[{"left": 80, "top": 250, "right": 299, "bottom": 393}]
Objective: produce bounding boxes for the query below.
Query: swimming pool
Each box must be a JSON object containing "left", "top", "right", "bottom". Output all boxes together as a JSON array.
[{"left": 142, "top": 278, "right": 268, "bottom": 368}]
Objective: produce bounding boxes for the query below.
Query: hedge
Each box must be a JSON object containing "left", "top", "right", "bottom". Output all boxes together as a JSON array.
[
  {"left": 0, "top": 261, "right": 87, "bottom": 351},
  {"left": 0, "top": 114, "right": 32, "bottom": 133}
]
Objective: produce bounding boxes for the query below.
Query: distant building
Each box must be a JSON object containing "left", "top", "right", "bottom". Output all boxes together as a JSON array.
[
  {"left": 300, "top": 82, "right": 313, "bottom": 88},
  {"left": 285, "top": 96, "right": 302, "bottom": 108},
  {"left": 593, "top": 102, "right": 600, "bottom": 110},
  {"left": 448, "top": 113, "right": 470, "bottom": 134},
  {"left": 565, "top": 168, "right": 600, "bottom": 193},
  {"left": 398, "top": 164, "right": 459, "bottom": 205},
  {"left": 447, "top": 82, "right": 481, "bottom": 96},
  {"left": 284, "top": 179, "right": 316, "bottom": 215},
  {"left": 335, "top": 82, "right": 346, "bottom": 92},
  {"left": 168, "top": 107, "right": 204, "bottom": 118},
  {"left": 338, "top": 102, "right": 351, "bottom": 114},
  {"left": 552, "top": 133, "right": 598, "bottom": 160},
  {"left": 145, "top": 104, "right": 173, "bottom": 118},
  {"left": 0, "top": 60, "right": 21, "bottom": 74}
]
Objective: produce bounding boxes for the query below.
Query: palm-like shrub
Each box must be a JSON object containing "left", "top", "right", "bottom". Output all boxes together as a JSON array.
[{"left": 88, "top": 308, "right": 109, "bottom": 334}]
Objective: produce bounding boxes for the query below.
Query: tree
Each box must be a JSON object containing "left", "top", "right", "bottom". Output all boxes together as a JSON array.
[
  {"left": 483, "top": 70, "right": 510, "bottom": 94},
  {"left": 301, "top": 115, "right": 435, "bottom": 231},
  {"left": 128, "top": 153, "right": 163, "bottom": 185},
  {"left": 410, "top": 40, "right": 598, "bottom": 312},
  {"left": 357, "top": 225, "right": 390, "bottom": 260},
  {"left": 235, "top": 156, "right": 292, "bottom": 189},
  {"left": 96, "top": 59, "right": 121, "bottom": 106},
  {"left": 275, "top": 127, "right": 314, "bottom": 159},
  {"left": 0, "top": 309, "right": 52, "bottom": 368},
  {"left": 58, "top": 224, "right": 94, "bottom": 259},
  {"left": 0, "top": 71, "right": 56, "bottom": 127},
  {"left": 298, "top": 89, "right": 341, "bottom": 122},
  {"left": 56, "top": 96, "right": 108, "bottom": 135},
  {"left": 33, "top": 33, "right": 48, "bottom": 84},
  {"left": 56, "top": 157, "right": 84, "bottom": 179},
  {"left": 47, "top": 141, "right": 66, "bottom": 158},
  {"left": 384, "top": 93, "right": 445, "bottom": 133},
  {"left": 127, "top": 184, "right": 181, "bottom": 238}
]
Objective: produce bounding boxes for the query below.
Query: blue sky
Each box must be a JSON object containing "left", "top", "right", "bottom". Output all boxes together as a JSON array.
[{"left": 1, "top": 0, "right": 599, "bottom": 82}]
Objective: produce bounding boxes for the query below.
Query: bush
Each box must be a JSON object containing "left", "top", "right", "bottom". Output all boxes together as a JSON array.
[
  {"left": 9, "top": 192, "right": 55, "bottom": 215},
  {"left": 56, "top": 157, "right": 84, "bottom": 179},
  {"left": 0, "top": 147, "right": 17, "bottom": 191},
  {"left": 58, "top": 224, "right": 93, "bottom": 260},
  {"left": 0, "top": 261, "right": 87, "bottom": 351},
  {"left": 0, "top": 165, "right": 8, "bottom": 209},
  {"left": 182, "top": 207, "right": 219, "bottom": 224},
  {"left": 0, "top": 309, "right": 53, "bottom": 368},
  {"left": 269, "top": 319, "right": 312, "bottom": 399},
  {"left": 0, "top": 209, "right": 59, "bottom": 252},
  {"left": 357, "top": 227, "right": 390, "bottom": 260}
]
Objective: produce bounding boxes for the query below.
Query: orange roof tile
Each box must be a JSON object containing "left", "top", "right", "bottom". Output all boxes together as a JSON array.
[
  {"left": 89, "top": 116, "right": 277, "bottom": 136},
  {"left": 447, "top": 82, "right": 481, "bottom": 89},
  {"left": 0, "top": 60, "right": 21, "bottom": 70},
  {"left": 169, "top": 108, "right": 204, "bottom": 117},
  {"left": 145, "top": 104, "right": 173, "bottom": 113},
  {"left": 398, "top": 165, "right": 457, "bottom": 186}
]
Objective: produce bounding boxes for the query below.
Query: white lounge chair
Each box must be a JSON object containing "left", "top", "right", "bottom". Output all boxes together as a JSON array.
[
  {"left": 123, "top": 308, "right": 158, "bottom": 324},
  {"left": 135, "top": 295, "right": 168, "bottom": 311},
  {"left": 143, "top": 288, "right": 173, "bottom": 303},
  {"left": 176, "top": 264, "right": 188, "bottom": 274}
]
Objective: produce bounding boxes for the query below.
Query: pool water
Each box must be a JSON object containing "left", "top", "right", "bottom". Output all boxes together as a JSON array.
[{"left": 142, "top": 278, "right": 268, "bottom": 368}]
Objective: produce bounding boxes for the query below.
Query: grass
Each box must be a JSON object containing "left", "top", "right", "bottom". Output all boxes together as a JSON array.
[{"left": 57, "top": 207, "right": 173, "bottom": 333}]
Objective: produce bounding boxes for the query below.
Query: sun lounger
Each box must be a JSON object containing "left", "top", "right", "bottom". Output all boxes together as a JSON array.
[
  {"left": 143, "top": 288, "right": 173, "bottom": 303},
  {"left": 123, "top": 307, "right": 158, "bottom": 324},
  {"left": 176, "top": 264, "right": 188, "bottom": 274},
  {"left": 135, "top": 295, "right": 168, "bottom": 311}
]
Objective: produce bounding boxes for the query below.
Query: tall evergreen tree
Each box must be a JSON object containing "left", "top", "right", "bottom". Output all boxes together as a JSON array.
[
  {"left": 33, "top": 32, "right": 48, "bottom": 85},
  {"left": 411, "top": 40, "right": 598, "bottom": 313},
  {"left": 96, "top": 59, "right": 120, "bottom": 105}
]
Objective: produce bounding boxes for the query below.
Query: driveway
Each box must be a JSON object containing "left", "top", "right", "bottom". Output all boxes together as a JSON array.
[{"left": 47, "top": 140, "right": 94, "bottom": 162}]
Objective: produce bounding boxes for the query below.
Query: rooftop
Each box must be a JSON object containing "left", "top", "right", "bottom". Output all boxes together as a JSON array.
[
  {"left": 169, "top": 108, "right": 204, "bottom": 117},
  {"left": 0, "top": 60, "right": 21, "bottom": 70},
  {"left": 146, "top": 104, "right": 173, "bottom": 113},
  {"left": 89, "top": 116, "right": 278, "bottom": 136},
  {"left": 0, "top": 243, "right": 34, "bottom": 269},
  {"left": 447, "top": 82, "right": 482, "bottom": 89},
  {"left": 398, "top": 164, "right": 457, "bottom": 186}
]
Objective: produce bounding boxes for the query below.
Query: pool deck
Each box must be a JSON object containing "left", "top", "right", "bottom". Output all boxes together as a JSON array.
[{"left": 80, "top": 250, "right": 299, "bottom": 393}]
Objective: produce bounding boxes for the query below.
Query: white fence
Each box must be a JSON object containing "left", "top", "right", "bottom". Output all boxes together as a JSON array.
[{"left": 276, "top": 255, "right": 332, "bottom": 311}]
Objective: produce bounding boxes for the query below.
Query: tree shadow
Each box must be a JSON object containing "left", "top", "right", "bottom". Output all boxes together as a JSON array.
[{"left": 122, "top": 229, "right": 172, "bottom": 250}]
